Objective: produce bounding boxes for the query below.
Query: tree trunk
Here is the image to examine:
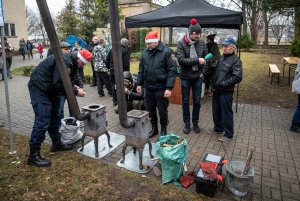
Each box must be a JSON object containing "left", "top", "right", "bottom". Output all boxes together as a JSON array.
[
  {"left": 295, "top": 7, "right": 300, "bottom": 41},
  {"left": 168, "top": 27, "right": 173, "bottom": 44},
  {"left": 263, "top": 10, "right": 268, "bottom": 45},
  {"left": 250, "top": 0, "right": 258, "bottom": 44},
  {"left": 242, "top": 1, "right": 247, "bottom": 35}
]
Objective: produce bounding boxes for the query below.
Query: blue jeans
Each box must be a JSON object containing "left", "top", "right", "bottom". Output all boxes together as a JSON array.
[
  {"left": 292, "top": 94, "right": 300, "bottom": 124},
  {"left": 28, "top": 83, "right": 61, "bottom": 148},
  {"left": 58, "top": 95, "right": 75, "bottom": 121},
  {"left": 212, "top": 91, "right": 234, "bottom": 138},
  {"left": 181, "top": 78, "right": 202, "bottom": 125}
]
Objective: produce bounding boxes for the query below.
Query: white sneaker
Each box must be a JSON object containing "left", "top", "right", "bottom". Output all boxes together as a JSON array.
[{"left": 218, "top": 136, "right": 232, "bottom": 142}]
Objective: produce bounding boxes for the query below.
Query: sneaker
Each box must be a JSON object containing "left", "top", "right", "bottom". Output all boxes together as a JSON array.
[
  {"left": 208, "top": 128, "right": 223, "bottom": 134},
  {"left": 218, "top": 136, "right": 232, "bottom": 142}
]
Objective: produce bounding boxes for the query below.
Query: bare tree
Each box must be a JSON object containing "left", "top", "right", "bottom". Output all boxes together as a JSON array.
[
  {"left": 26, "top": 7, "right": 47, "bottom": 44},
  {"left": 270, "top": 13, "right": 293, "bottom": 45}
]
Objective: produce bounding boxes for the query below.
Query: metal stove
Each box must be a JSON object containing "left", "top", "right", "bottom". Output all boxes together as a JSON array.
[
  {"left": 80, "top": 104, "right": 112, "bottom": 157},
  {"left": 120, "top": 110, "right": 154, "bottom": 169}
]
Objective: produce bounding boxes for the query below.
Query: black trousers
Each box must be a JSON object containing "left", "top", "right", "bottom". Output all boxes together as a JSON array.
[{"left": 145, "top": 89, "right": 169, "bottom": 125}]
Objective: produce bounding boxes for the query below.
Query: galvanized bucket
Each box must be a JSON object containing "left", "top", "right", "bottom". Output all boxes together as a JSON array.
[{"left": 225, "top": 161, "right": 255, "bottom": 197}]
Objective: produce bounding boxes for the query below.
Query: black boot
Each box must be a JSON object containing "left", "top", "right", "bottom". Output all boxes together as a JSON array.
[
  {"left": 183, "top": 123, "right": 190, "bottom": 134},
  {"left": 290, "top": 123, "right": 300, "bottom": 133},
  {"left": 50, "top": 139, "right": 73, "bottom": 152},
  {"left": 27, "top": 148, "right": 51, "bottom": 167},
  {"left": 149, "top": 123, "right": 158, "bottom": 138},
  {"left": 193, "top": 123, "right": 200, "bottom": 133},
  {"left": 161, "top": 125, "right": 167, "bottom": 136}
]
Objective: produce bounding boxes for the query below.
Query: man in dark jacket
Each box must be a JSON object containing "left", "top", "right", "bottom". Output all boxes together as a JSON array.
[
  {"left": 205, "top": 34, "right": 221, "bottom": 97},
  {"left": 177, "top": 18, "right": 208, "bottom": 134},
  {"left": 211, "top": 37, "right": 243, "bottom": 142},
  {"left": 106, "top": 38, "right": 131, "bottom": 106},
  {"left": 114, "top": 71, "right": 143, "bottom": 114},
  {"left": 137, "top": 31, "right": 177, "bottom": 137},
  {"left": 27, "top": 49, "right": 92, "bottom": 167}
]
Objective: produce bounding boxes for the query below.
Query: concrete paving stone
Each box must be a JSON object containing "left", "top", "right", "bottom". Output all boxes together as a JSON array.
[
  {"left": 261, "top": 186, "right": 272, "bottom": 198},
  {"left": 278, "top": 157, "right": 296, "bottom": 166},
  {"left": 262, "top": 177, "right": 281, "bottom": 190},
  {"left": 270, "top": 170, "right": 280, "bottom": 180},
  {"left": 281, "top": 191, "right": 300, "bottom": 200},
  {"left": 290, "top": 183, "right": 300, "bottom": 194},
  {"left": 271, "top": 187, "right": 282, "bottom": 200},
  {"left": 280, "top": 175, "right": 299, "bottom": 185}
]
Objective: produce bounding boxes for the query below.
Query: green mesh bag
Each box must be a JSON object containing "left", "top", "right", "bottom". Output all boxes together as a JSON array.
[{"left": 155, "top": 133, "right": 188, "bottom": 184}]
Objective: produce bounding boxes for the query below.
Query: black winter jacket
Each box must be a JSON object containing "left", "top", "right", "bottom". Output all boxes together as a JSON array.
[
  {"left": 137, "top": 42, "right": 177, "bottom": 90},
  {"left": 29, "top": 53, "right": 81, "bottom": 95},
  {"left": 177, "top": 35, "right": 208, "bottom": 80},
  {"left": 212, "top": 53, "right": 243, "bottom": 93},
  {"left": 106, "top": 45, "right": 130, "bottom": 74}
]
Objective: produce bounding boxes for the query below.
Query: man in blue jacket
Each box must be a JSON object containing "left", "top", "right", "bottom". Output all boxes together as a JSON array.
[
  {"left": 137, "top": 31, "right": 177, "bottom": 137},
  {"left": 27, "top": 49, "right": 92, "bottom": 167},
  {"left": 211, "top": 37, "right": 243, "bottom": 142}
]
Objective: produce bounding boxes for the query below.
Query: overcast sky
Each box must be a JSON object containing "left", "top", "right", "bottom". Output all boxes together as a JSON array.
[{"left": 25, "top": 0, "right": 67, "bottom": 15}]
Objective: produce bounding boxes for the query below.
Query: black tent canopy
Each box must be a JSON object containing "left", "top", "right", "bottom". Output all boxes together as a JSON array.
[{"left": 125, "top": 0, "right": 243, "bottom": 29}]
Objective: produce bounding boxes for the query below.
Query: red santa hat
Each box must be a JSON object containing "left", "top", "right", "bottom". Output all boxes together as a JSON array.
[
  {"left": 145, "top": 31, "right": 159, "bottom": 43},
  {"left": 77, "top": 49, "right": 92, "bottom": 64}
]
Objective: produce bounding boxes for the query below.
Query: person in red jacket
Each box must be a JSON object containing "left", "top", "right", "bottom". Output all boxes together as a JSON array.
[{"left": 37, "top": 43, "right": 44, "bottom": 59}]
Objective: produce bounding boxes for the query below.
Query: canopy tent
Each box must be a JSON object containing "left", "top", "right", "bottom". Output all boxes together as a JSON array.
[{"left": 125, "top": 0, "right": 242, "bottom": 30}]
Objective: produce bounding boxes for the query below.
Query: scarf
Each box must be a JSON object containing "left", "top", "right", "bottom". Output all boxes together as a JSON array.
[{"left": 186, "top": 34, "right": 198, "bottom": 71}]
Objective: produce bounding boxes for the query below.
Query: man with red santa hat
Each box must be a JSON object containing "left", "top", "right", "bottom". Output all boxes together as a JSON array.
[
  {"left": 136, "top": 31, "right": 177, "bottom": 138},
  {"left": 27, "top": 49, "right": 92, "bottom": 167}
]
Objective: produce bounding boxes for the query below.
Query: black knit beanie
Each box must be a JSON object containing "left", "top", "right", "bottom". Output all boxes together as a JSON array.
[{"left": 189, "top": 18, "right": 202, "bottom": 34}]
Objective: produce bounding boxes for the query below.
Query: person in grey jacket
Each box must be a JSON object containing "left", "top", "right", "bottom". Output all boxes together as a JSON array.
[
  {"left": 137, "top": 31, "right": 177, "bottom": 137},
  {"left": 211, "top": 37, "right": 243, "bottom": 142},
  {"left": 177, "top": 18, "right": 208, "bottom": 134}
]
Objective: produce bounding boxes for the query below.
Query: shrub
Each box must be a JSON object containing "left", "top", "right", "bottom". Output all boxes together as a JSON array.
[
  {"left": 23, "top": 66, "right": 35, "bottom": 76},
  {"left": 130, "top": 52, "right": 142, "bottom": 61},
  {"left": 288, "top": 40, "right": 300, "bottom": 57},
  {"left": 238, "top": 33, "right": 254, "bottom": 50},
  {"left": 84, "top": 74, "right": 92, "bottom": 84}
]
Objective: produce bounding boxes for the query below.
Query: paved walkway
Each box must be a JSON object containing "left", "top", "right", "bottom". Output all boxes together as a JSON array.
[{"left": 1, "top": 53, "right": 300, "bottom": 201}]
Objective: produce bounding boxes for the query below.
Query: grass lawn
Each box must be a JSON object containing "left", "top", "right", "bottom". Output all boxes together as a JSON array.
[{"left": 0, "top": 128, "right": 208, "bottom": 201}]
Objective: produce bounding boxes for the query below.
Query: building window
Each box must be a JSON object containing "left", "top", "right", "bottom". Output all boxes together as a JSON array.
[{"left": 4, "top": 23, "right": 16, "bottom": 37}]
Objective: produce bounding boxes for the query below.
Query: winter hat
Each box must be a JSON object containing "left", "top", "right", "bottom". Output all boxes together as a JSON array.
[
  {"left": 189, "top": 18, "right": 202, "bottom": 34},
  {"left": 207, "top": 34, "right": 216, "bottom": 41},
  {"left": 77, "top": 49, "right": 92, "bottom": 64},
  {"left": 223, "top": 37, "right": 236, "bottom": 45},
  {"left": 92, "top": 36, "right": 99, "bottom": 43},
  {"left": 60, "top": 41, "right": 72, "bottom": 48},
  {"left": 145, "top": 31, "right": 159, "bottom": 43}
]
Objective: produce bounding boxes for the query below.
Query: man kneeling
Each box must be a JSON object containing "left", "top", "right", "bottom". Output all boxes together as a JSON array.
[{"left": 114, "top": 71, "right": 144, "bottom": 114}]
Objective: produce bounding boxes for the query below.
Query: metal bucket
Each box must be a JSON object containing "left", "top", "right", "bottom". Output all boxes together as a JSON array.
[{"left": 225, "top": 161, "right": 255, "bottom": 197}]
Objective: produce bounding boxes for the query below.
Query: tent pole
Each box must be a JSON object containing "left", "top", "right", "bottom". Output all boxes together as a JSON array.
[{"left": 235, "top": 27, "right": 242, "bottom": 113}]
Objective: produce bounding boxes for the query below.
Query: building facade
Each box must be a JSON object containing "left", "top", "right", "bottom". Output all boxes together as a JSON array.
[
  {"left": 119, "top": 0, "right": 166, "bottom": 43},
  {"left": 2, "top": 0, "right": 28, "bottom": 51}
]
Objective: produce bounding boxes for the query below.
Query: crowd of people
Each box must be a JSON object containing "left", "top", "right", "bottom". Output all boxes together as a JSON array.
[{"left": 12, "top": 18, "right": 245, "bottom": 167}]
